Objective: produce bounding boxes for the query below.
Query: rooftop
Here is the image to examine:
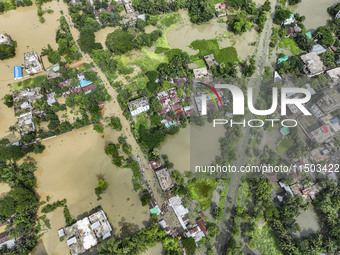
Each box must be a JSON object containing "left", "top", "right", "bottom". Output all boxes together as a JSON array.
[
  {"left": 128, "top": 97, "right": 150, "bottom": 116},
  {"left": 155, "top": 167, "right": 174, "bottom": 191},
  {"left": 64, "top": 210, "right": 112, "bottom": 255},
  {"left": 326, "top": 67, "right": 340, "bottom": 85},
  {"left": 24, "top": 51, "right": 43, "bottom": 74},
  {"left": 301, "top": 52, "right": 324, "bottom": 77},
  {"left": 203, "top": 54, "right": 219, "bottom": 69}
]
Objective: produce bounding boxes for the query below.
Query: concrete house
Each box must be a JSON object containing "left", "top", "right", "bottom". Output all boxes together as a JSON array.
[
  {"left": 300, "top": 52, "right": 324, "bottom": 77},
  {"left": 24, "top": 51, "right": 43, "bottom": 74}
]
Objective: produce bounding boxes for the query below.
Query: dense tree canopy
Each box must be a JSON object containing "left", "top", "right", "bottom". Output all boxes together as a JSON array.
[
  {"left": 106, "top": 29, "right": 136, "bottom": 54},
  {"left": 187, "top": 0, "right": 214, "bottom": 24},
  {"left": 0, "top": 44, "right": 15, "bottom": 60}
]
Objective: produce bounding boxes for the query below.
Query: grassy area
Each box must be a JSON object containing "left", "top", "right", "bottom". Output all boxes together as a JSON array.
[
  {"left": 190, "top": 39, "right": 239, "bottom": 65},
  {"left": 279, "top": 37, "right": 302, "bottom": 55},
  {"left": 217, "top": 179, "right": 230, "bottom": 223},
  {"left": 156, "top": 12, "right": 182, "bottom": 49},
  {"left": 158, "top": 12, "right": 181, "bottom": 28},
  {"left": 248, "top": 223, "right": 283, "bottom": 255},
  {"left": 188, "top": 178, "right": 217, "bottom": 210},
  {"left": 13, "top": 75, "right": 47, "bottom": 90},
  {"left": 276, "top": 136, "right": 294, "bottom": 154},
  {"left": 129, "top": 48, "right": 168, "bottom": 71},
  {"left": 193, "top": 59, "right": 207, "bottom": 68}
]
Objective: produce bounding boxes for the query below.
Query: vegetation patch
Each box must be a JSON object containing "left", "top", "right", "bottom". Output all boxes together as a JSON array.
[
  {"left": 130, "top": 49, "right": 168, "bottom": 71},
  {"left": 279, "top": 37, "right": 302, "bottom": 55},
  {"left": 188, "top": 178, "right": 217, "bottom": 210},
  {"left": 41, "top": 199, "right": 67, "bottom": 213},
  {"left": 276, "top": 136, "right": 294, "bottom": 154},
  {"left": 190, "top": 39, "right": 239, "bottom": 64},
  {"left": 248, "top": 223, "right": 283, "bottom": 255},
  {"left": 158, "top": 12, "right": 181, "bottom": 28}
]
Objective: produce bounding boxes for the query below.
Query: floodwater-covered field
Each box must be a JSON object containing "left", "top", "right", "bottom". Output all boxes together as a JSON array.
[
  {"left": 31, "top": 125, "right": 150, "bottom": 254},
  {"left": 159, "top": 124, "right": 225, "bottom": 174},
  {"left": 288, "top": 0, "right": 339, "bottom": 30},
  {"left": 166, "top": 10, "right": 258, "bottom": 60}
]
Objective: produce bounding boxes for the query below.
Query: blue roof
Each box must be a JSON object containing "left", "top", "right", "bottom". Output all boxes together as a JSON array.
[
  {"left": 79, "top": 79, "right": 92, "bottom": 87},
  {"left": 14, "top": 66, "right": 22, "bottom": 80},
  {"left": 332, "top": 118, "right": 339, "bottom": 124}
]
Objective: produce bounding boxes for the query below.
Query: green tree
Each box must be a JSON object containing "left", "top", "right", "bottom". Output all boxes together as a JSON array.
[
  {"left": 182, "top": 237, "right": 196, "bottom": 255},
  {"left": 140, "top": 191, "right": 151, "bottom": 206},
  {"left": 2, "top": 94, "right": 13, "bottom": 107},
  {"left": 0, "top": 44, "right": 15, "bottom": 60},
  {"left": 228, "top": 11, "right": 253, "bottom": 34},
  {"left": 110, "top": 117, "right": 122, "bottom": 131},
  {"left": 188, "top": 0, "right": 214, "bottom": 24},
  {"left": 106, "top": 29, "right": 136, "bottom": 54},
  {"left": 93, "top": 124, "right": 104, "bottom": 133},
  {"left": 95, "top": 178, "right": 108, "bottom": 200}
]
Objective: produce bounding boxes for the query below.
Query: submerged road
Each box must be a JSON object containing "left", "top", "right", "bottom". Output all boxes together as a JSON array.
[{"left": 214, "top": 0, "right": 277, "bottom": 254}]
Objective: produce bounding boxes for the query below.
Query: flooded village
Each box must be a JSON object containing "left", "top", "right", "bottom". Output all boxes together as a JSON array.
[{"left": 0, "top": 0, "right": 340, "bottom": 254}]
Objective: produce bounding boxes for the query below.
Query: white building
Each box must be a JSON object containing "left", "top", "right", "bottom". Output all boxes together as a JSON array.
[
  {"left": 168, "top": 195, "right": 189, "bottom": 230},
  {"left": 128, "top": 97, "right": 150, "bottom": 116},
  {"left": 24, "top": 51, "right": 43, "bottom": 74}
]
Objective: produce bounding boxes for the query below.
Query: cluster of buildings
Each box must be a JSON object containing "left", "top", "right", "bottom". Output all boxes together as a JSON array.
[
  {"left": 127, "top": 78, "right": 193, "bottom": 128},
  {"left": 156, "top": 86, "right": 192, "bottom": 128},
  {"left": 145, "top": 164, "right": 209, "bottom": 245},
  {"left": 277, "top": 179, "right": 322, "bottom": 202},
  {"left": 12, "top": 51, "right": 44, "bottom": 79},
  {"left": 59, "top": 72, "right": 97, "bottom": 98},
  {"left": 58, "top": 210, "right": 112, "bottom": 255},
  {"left": 160, "top": 194, "right": 208, "bottom": 243},
  {"left": 299, "top": 45, "right": 340, "bottom": 80},
  {"left": 71, "top": 0, "right": 145, "bottom": 25},
  {"left": 13, "top": 87, "right": 43, "bottom": 135}
]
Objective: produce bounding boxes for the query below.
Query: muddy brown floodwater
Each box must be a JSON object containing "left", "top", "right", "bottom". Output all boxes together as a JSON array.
[
  {"left": 31, "top": 125, "right": 150, "bottom": 254},
  {"left": 166, "top": 10, "right": 258, "bottom": 60},
  {"left": 288, "top": 0, "right": 339, "bottom": 30},
  {"left": 0, "top": 2, "right": 61, "bottom": 140},
  {"left": 159, "top": 124, "right": 225, "bottom": 174},
  {"left": 94, "top": 26, "right": 117, "bottom": 49}
]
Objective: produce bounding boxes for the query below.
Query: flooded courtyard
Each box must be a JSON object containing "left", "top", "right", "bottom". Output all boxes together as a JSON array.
[
  {"left": 288, "top": 0, "right": 339, "bottom": 30},
  {"left": 294, "top": 206, "right": 320, "bottom": 238},
  {"left": 166, "top": 10, "right": 258, "bottom": 60},
  {"left": 159, "top": 124, "right": 225, "bottom": 174},
  {"left": 31, "top": 125, "right": 150, "bottom": 255}
]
